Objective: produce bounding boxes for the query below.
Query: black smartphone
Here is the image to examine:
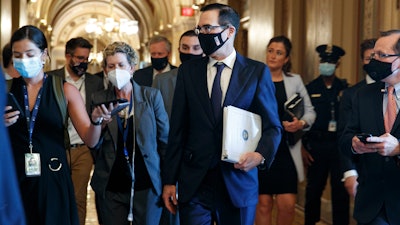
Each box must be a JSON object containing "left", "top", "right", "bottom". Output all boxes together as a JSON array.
[
  {"left": 356, "top": 133, "right": 373, "bottom": 144},
  {"left": 6, "top": 93, "right": 24, "bottom": 117},
  {"left": 93, "top": 98, "right": 130, "bottom": 116}
]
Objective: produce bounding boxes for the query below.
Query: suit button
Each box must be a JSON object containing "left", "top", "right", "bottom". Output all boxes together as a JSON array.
[{"left": 143, "top": 154, "right": 148, "bottom": 158}]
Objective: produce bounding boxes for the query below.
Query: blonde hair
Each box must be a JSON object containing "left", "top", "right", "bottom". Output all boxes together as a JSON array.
[{"left": 102, "top": 41, "right": 138, "bottom": 68}]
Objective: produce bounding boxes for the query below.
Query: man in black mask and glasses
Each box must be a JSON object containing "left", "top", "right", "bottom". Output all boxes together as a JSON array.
[
  {"left": 340, "top": 30, "right": 400, "bottom": 225},
  {"left": 134, "top": 35, "right": 177, "bottom": 86},
  {"left": 161, "top": 3, "right": 281, "bottom": 225}
]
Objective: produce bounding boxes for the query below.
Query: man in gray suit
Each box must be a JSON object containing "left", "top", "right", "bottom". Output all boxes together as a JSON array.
[
  {"left": 152, "top": 30, "right": 204, "bottom": 118},
  {"left": 47, "top": 37, "right": 104, "bottom": 225}
]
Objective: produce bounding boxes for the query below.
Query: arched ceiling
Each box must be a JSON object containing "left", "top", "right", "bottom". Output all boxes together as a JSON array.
[{"left": 27, "top": 0, "right": 179, "bottom": 51}]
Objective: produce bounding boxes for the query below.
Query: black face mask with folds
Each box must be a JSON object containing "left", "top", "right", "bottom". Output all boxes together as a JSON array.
[
  {"left": 179, "top": 52, "right": 203, "bottom": 63},
  {"left": 363, "top": 58, "right": 395, "bottom": 81},
  {"left": 70, "top": 62, "right": 88, "bottom": 76},
  {"left": 151, "top": 57, "right": 169, "bottom": 71},
  {"left": 198, "top": 30, "right": 228, "bottom": 56}
]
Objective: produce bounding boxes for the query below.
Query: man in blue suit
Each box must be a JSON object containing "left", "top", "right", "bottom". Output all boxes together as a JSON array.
[
  {"left": 1, "top": 70, "right": 26, "bottom": 225},
  {"left": 340, "top": 30, "right": 400, "bottom": 224},
  {"left": 161, "top": 3, "right": 282, "bottom": 225}
]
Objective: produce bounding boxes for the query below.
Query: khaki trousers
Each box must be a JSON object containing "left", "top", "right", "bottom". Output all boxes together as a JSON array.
[{"left": 67, "top": 145, "right": 94, "bottom": 225}]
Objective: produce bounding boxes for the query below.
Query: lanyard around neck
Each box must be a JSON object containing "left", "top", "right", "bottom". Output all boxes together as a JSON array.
[
  {"left": 23, "top": 75, "right": 47, "bottom": 153},
  {"left": 116, "top": 93, "right": 134, "bottom": 160}
]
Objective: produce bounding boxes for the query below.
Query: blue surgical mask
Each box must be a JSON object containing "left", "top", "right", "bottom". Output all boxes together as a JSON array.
[
  {"left": 319, "top": 63, "right": 336, "bottom": 76},
  {"left": 13, "top": 56, "right": 43, "bottom": 78}
]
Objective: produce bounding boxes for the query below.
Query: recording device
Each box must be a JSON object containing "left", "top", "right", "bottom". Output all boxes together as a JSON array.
[
  {"left": 93, "top": 98, "right": 130, "bottom": 116},
  {"left": 6, "top": 93, "right": 24, "bottom": 117},
  {"left": 356, "top": 133, "right": 374, "bottom": 144}
]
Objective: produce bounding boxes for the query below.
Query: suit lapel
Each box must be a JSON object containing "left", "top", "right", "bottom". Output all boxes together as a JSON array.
[
  {"left": 224, "top": 54, "right": 251, "bottom": 106},
  {"left": 190, "top": 57, "right": 216, "bottom": 124},
  {"left": 372, "top": 82, "right": 386, "bottom": 134}
]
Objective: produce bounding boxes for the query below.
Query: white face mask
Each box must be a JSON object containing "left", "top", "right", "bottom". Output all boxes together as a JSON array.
[
  {"left": 107, "top": 68, "right": 131, "bottom": 90},
  {"left": 13, "top": 56, "right": 43, "bottom": 78},
  {"left": 319, "top": 63, "right": 336, "bottom": 76}
]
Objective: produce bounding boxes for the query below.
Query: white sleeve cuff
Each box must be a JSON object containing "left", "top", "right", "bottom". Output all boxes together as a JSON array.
[{"left": 341, "top": 170, "right": 358, "bottom": 182}]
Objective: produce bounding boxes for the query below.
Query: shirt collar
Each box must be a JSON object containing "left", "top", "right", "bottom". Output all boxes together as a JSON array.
[
  {"left": 208, "top": 50, "right": 236, "bottom": 69},
  {"left": 153, "top": 64, "right": 171, "bottom": 75}
]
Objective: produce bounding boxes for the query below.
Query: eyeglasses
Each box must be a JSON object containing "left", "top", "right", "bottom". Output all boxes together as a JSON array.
[
  {"left": 72, "top": 54, "right": 89, "bottom": 62},
  {"left": 370, "top": 52, "right": 400, "bottom": 59},
  {"left": 194, "top": 25, "right": 229, "bottom": 35}
]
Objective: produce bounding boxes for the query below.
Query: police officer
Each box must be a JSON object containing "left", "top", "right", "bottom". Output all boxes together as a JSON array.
[{"left": 303, "top": 44, "right": 350, "bottom": 225}]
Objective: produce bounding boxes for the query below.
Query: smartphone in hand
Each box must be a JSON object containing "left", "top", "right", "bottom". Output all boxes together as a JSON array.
[
  {"left": 93, "top": 98, "right": 130, "bottom": 116},
  {"left": 356, "top": 133, "right": 374, "bottom": 144},
  {"left": 6, "top": 93, "right": 24, "bottom": 117}
]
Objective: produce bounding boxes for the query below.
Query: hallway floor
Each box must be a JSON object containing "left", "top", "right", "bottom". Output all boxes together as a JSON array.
[{"left": 84, "top": 187, "right": 330, "bottom": 225}]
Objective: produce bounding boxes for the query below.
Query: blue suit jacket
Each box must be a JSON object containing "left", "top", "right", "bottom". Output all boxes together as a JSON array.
[
  {"left": 90, "top": 80, "right": 169, "bottom": 198},
  {"left": 162, "top": 53, "right": 282, "bottom": 207},
  {"left": 340, "top": 82, "right": 400, "bottom": 224},
  {"left": 0, "top": 74, "right": 26, "bottom": 225}
]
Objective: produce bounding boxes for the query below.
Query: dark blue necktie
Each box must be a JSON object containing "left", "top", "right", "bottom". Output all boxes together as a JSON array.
[{"left": 211, "top": 62, "right": 225, "bottom": 121}]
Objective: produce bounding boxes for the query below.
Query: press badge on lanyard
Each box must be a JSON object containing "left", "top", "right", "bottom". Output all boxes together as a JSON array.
[
  {"left": 328, "top": 101, "right": 337, "bottom": 132},
  {"left": 23, "top": 75, "right": 46, "bottom": 177},
  {"left": 25, "top": 152, "right": 41, "bottom": 177}
]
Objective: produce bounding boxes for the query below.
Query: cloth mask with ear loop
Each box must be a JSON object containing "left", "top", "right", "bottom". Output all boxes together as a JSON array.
[{"left": 363, "top": 58, "right": 400, "bottom": 81}]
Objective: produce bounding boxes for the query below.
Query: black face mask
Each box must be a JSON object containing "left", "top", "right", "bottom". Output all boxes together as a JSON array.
[
  {"left": 198, "top": 30, "right": 228, "bottom": 56},
  {"left": 363, "top": 58, "right": 396, "bottom": 81},
  {"left": 179, "top": 52, "right": 203, "bottom": 63},
  {"left": 151, "top": 57, "right": 168, "bottom": 71},
  {"left": 70, "top": 62, "right": 88, "bottom": 76}
]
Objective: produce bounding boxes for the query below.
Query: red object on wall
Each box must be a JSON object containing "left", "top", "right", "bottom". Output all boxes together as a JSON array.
[{"left": 181, "top": 6, "right": 194, "bottom": 17}]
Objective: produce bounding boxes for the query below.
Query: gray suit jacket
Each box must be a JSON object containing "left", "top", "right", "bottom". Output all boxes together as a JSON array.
[
  {"left": 46, "top": 67, "right": 104, "bottom": 114},
  {"left": 152, "top": 68, "right": 178, "bottom": 118},
  {"left": 90, "top": 80, "right": 169, "bottom": 198}
]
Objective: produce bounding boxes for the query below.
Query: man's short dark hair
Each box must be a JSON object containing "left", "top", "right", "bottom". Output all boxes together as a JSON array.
[
  {"left": 179, "top": 30, "right": 197, "bottom": 43},
  {"left": 360, "top": 38, "right": 376, "bottom": 60},
  {"left": 65, "top": 37, "right": 93, "bottom": 55},
  {"left": 200, "top": 3, "right": 240, "bottom": 34}
]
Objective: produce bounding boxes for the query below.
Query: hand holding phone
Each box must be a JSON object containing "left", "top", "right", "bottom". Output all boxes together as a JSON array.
[
  {"left": 356, "top": 133, "right": 374, "bottom": 144},
  {"left": 93, "top": 98, "right": 129, "bottom": 116},
  {"left": 6, "top": 93, "right": 24, "bottom": 116}
]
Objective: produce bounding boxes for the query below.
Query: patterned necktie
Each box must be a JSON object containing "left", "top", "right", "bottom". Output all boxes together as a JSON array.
[
  {"left": 211, "top": 62, "right": 225, "bottom": 121},
  {"left": 385, "top": 85, "right": 397, "bottom": 133}
]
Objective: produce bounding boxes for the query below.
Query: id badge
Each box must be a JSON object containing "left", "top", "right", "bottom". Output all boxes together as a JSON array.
[
  {"left": 328, "top": 120, "right": 337, "bottom": 132},
  {"left": 25, "top": 153, "right": 41, "bottom": 177}
]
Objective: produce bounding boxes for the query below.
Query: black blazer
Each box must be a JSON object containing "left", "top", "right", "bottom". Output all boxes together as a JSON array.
[
  {"left": 337, "top": 80, "right": 367, "bottom": 173},
  {"left": 340, "top": 81, "right": 400, "bottom": 224},
  {"left": 133, "top": 64, "right": 177, "bottom": 87}
]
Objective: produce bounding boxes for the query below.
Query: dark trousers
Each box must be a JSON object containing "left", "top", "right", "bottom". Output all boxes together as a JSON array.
[
  {"left": 304, "top": 140, "right": 350, "bottom": 225},
  {"left": 179, "top": 168, "right": 256, "bottom": 225}
]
